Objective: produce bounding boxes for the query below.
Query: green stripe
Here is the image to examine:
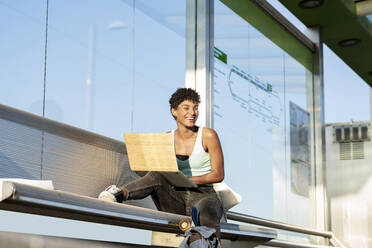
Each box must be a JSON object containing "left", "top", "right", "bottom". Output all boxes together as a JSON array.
[{"left": 220, "top": 0, "right": 313, "bottom": 72}]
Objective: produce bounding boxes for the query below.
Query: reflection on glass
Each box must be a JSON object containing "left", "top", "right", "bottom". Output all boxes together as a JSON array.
[
  {"left": 0, "top": 0, "right": 46, "bottom": 115},
  {"left": 214, "top": 0, "right": 314, "bottom": 233},
  {"left": 367, "top": 14, "right": 372, "bottom": 23},
  {"left": 46, "top": 0, "right": 134, "bottom": 139},
  {"left": 45, "top": 0, "right": 185, "bottom": 140},
  {"left": 132, "top": 1, "right": 186, "bottom": 133}
]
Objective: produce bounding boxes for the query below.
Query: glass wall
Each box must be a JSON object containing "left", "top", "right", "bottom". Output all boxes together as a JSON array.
[
  {"left": 0, "top": 0, "right": 47, "bottom": 115},
  {"left": 324, "top": 45, "right": 370, "bottom": 123},
  {"left": 131, "top": 1, "right": 186, "bottom": 133},
  {"left": 0, "top": 0, "right": 186, "bottom": 245},
  {"left": 214, "top": 0, "right": 315, "bottom": 234},
  {"left": 45, "top": 0, "right": 186, "bottom": 139},
  {"left": 1, "top": 0, "right": 185, "bottom": 140}
]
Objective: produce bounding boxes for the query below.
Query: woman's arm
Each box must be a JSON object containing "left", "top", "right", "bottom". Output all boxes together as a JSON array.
[{"left": 189, "top": 128, "right": 224, "bottom": 185}]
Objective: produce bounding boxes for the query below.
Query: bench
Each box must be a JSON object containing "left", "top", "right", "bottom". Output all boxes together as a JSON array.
[{"left": 0, "top": 181, "right": 276, "bottom": 246}]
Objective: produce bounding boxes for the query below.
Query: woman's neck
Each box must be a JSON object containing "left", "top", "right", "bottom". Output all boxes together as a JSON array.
[{"left": 176, "top": 125, "right": 198, "bottom": 139}]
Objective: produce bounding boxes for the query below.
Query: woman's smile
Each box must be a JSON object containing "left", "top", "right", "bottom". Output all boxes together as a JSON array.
[{"left": 186, "top": 117, "right": 195, "bottom": 123}]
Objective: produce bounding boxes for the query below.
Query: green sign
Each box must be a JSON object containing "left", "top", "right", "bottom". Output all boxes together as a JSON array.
[
  {"left": 267, "top": 83, "right": 272, "bottom": 92},
  {"left": 214, "top": 47, "right": 227, "bottom": 64}
]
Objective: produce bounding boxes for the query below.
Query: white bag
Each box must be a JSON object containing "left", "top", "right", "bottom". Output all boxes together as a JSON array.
[
  {"left": 178, "top": 226, "right": 219, "bottom": 248},
  {"left": 213, "top": 181, "right": 242, "bottom": 212}
]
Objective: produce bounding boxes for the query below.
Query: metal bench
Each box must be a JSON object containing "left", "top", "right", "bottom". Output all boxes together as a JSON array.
[{"left": 0, "top": 181, "right": 276, "bottom": 246}]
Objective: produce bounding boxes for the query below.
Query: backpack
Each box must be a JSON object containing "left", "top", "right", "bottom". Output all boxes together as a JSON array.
[{"left": 178, "top": 226, "right": 220, "bottom": 248}]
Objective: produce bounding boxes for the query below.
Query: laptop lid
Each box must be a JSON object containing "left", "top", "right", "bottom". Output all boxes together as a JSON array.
[
  {"left": 124, "top": 133, "right": 178, "bottom": 172},
  {"left": 124, "top": 133, "right": 197, "bottom": 188}
]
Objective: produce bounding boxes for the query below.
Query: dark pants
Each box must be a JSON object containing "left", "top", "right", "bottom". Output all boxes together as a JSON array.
[{"left": 124, "top": 172, "right": 223, "bottom": 235}]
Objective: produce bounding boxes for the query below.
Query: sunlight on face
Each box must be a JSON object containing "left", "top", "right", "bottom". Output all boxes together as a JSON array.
[{"left": 172, "top": 100, "right": 199, "bottom": 127}]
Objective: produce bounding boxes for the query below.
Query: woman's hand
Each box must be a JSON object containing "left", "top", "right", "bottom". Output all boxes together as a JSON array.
[{"left": 189, "top": 128, "right": 224, "bottom": 185}]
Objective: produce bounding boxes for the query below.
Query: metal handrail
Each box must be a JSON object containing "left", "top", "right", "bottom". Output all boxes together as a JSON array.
[
  {"left": 226, "top": 211, "right": 347, "bottom": 248},
  {"left": 0, "top": 182, "right": 277, "bottom": 243},
  {"left": 227, "top": 211, "right": 332, "bottom": 238},
  {"left": 267, "top": 239, "right": 336, "bottom": 248}
]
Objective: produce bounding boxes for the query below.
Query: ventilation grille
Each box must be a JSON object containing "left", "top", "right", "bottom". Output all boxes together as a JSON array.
[
  {"left": 333, "top": 124, "right": 370, "bottom": 143},
  {"left": 339, "top": 142, "right": 364, "bottom": 160},
  {"left": 340, "top": 143, "right": 351, "bottom": 160},
  {"left": 352, "top": 142, "right": 364, "bottom": 160}
]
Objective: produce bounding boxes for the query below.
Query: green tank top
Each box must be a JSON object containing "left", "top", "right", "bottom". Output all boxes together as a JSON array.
[{"left": 171, "top": 127, "right": 211, "bottom": 178}]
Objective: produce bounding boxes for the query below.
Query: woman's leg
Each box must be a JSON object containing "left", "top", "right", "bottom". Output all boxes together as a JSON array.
[
  {"left": 189, "top": 187, "right": 223, "bottom": 237},
  {"left": 123, "top": 172, "right": 187, "bottom": 215}
]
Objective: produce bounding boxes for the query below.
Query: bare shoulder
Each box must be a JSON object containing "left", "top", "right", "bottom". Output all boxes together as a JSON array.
[{"left": 202, "top": 127, "right": 219, "bottom": 140}]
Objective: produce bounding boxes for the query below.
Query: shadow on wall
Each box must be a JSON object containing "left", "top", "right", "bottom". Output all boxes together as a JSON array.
[{"left": 327, "top": 159, "right": 372, "bottom": 197}]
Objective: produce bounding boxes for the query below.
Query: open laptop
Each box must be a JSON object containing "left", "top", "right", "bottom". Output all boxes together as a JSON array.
[{"left": 124, "top": 133, "right": 197, "bottom": 188}]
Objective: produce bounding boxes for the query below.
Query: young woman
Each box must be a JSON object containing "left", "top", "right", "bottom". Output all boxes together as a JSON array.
[{"left": 99, "top": 88, "right": 224, "bottom": 241}]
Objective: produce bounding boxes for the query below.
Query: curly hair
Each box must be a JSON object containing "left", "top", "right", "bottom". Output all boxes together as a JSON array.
[{"left": 169, "top": 88, "right": 200, "bottom": 118}]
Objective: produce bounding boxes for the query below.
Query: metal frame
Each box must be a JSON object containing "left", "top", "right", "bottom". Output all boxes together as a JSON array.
[
  {"left": 305, "top": 27, "right": 328, "bottom": 241},
  {"left": 249, "top": 0, "right": 315, "bottom": 52},
  {"left": 185, "top": 0, "right": 214, "bottom": 128}
]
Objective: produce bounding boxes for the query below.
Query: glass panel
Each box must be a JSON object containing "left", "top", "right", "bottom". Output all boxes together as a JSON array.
[
  {"left": 132, "top": 0, "right": 186, "bottom": 132},
  {"left": 45, "top": 0, "right": 133, "bottom": 139},
  {"left": 324, "top": 45, "right": 370, "bottom": 123},
  {"left": 367, "top": 14, "right": 372, "bottom": 24},
  {"left": 45, "top": 0, "right": 185, "bottom": 139},
  {"left": 282, "top": 53, "right": 313, "bottom": 231},
  {"left": 0, "top": 0, "right": 46, "bottom": 115},
  {"left": 214, "top": 0, "right": 315, "bottom": 234}
]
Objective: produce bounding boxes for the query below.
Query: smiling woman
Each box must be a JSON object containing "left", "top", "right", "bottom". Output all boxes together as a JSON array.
[{"left": 99, "top": 88, "right": 224, "bottom": 246}]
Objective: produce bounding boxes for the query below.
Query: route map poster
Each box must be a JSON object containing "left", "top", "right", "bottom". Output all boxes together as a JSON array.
[
  {"left": 213, "top": 47, "right": 283, "bottom": 217},
  {"left": 289, "top": 101, "right": 310, "bottom": 197}
]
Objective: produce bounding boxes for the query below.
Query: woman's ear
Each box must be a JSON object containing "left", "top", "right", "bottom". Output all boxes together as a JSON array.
[{"left": 171, "top": 108, "right": 177, "bottom": 120}]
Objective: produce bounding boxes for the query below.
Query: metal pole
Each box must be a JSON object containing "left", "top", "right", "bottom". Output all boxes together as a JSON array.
[
  {"left": 185, "top": 0, "right": 196, "bottom": 90},
  {"left": 194, "top": 0, "right": 213, "bottom": 128},
  {"left": 86, "top": 25, "right": 95, "bottom": 131},
  {"left": 306, "top": 26, "right": 328, "bottom": 245}
]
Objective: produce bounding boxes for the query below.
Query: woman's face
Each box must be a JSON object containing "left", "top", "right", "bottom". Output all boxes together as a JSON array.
[{"left": 171, "top": 100, "right": 199, "bottom": 127}]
